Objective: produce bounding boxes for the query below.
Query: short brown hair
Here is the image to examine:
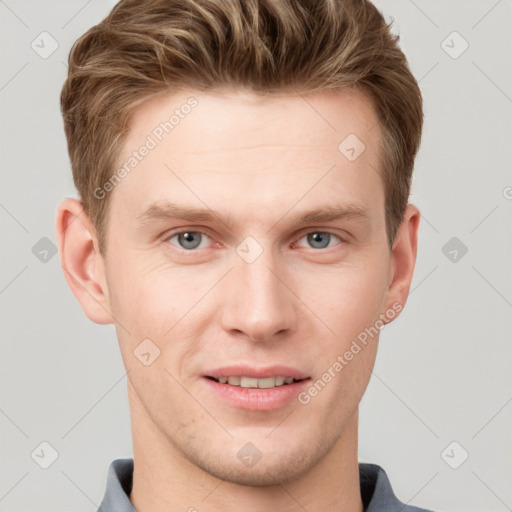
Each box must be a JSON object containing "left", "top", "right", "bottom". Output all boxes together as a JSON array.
[{"left": 61, "top": 0, "right": 423, "bottom": 253}]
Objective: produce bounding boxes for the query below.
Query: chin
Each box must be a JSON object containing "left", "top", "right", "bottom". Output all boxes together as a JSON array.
[
  {"left": 202, "top": 458, "right": 313, "bottom": 486},
  {"left": 182, "top": 439, "right": 333, "bottom": 487}
]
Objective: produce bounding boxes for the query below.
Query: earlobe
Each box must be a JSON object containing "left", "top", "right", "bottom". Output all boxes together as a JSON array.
[
  {"left": 55, "top": 198, "right": 114, "bottom": 325},
  {"left": 383, "top": 204, "right": 420, "bottom": 322}
]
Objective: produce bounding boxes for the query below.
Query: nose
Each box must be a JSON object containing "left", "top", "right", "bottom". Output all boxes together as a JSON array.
[{"left": 220, "top": 243, "right": 298, "bottom": 343}]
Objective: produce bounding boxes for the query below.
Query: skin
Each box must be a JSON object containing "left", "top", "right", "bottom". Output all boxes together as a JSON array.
[{"left": 56, "top": 87, "right": 419, "bottom": 512}]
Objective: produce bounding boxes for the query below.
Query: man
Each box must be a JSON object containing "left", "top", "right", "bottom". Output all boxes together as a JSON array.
[{"left": 56, "top": 0, "right": 430, "bottom": 510}]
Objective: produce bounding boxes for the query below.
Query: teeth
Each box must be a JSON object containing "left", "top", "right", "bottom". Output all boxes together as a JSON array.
[
  {"left": 257, "top": 377, "right": 276, "bottom": 389},
  {"left": 240, "top": 376, "right": 259, "bottom": 388},
  {"left": 214, "top": 376, "right": 301, "bottom": 388}
]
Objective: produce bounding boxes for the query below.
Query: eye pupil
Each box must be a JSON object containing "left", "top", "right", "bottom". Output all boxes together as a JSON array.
[
  {"left": 179, "top": 232, "right": 201, "bottom": 249},
  {"left": 172, "top": 231, "right": 336, "bottom": 251},
  {"left": 307, "top": 232, "right": 330, "bottom": 249}
]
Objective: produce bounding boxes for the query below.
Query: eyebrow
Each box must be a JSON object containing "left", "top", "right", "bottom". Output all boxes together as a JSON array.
[{"left": 137, "top": 201, "right": 370, "bottom": 231}]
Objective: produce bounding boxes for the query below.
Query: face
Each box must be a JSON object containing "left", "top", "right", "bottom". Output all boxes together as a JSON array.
[{"left": 101, "top": 88, "right": 398, "bottom": 485}]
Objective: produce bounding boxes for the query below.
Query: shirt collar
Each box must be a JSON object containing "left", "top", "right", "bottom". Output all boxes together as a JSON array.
[{"left": 98, "top": 458, "right": 431, "bottom": 512}]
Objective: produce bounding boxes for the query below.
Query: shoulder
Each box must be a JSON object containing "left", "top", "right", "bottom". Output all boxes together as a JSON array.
[
  {"left": 97, "top": 458, "right": 136, "bottom": 512},
  {"left": 359, "top": 463, "right": 435, "bottom": 512}
]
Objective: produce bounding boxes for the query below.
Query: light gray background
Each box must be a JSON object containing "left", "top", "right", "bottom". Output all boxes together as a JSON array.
[{"left": 1, "top": 1, "right": 511, "bottom": 511}]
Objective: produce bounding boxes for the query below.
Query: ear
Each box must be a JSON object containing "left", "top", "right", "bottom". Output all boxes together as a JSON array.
[
  {"left": 382, "top": 203, "right": 420, "bottom": 322},
  {"left": 55, "top": 198, "right": 113, "bottom": 324}
]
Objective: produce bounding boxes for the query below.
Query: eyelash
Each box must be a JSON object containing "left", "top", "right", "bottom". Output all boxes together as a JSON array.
[{"left": 165, "top": 229, "right": 345, "bottom": 252}]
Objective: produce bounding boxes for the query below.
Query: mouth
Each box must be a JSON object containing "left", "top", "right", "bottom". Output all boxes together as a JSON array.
[
  {"left": 205, "top": 375, "right": 307, "bottom": 389},
  {"left": 201, "top": 366, "right": 311, "bottom": 411}
]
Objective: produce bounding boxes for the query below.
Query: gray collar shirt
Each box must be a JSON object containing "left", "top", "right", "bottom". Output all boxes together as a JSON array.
[{"left": 97, "top": 458, "right": 434, "bottom": 512}]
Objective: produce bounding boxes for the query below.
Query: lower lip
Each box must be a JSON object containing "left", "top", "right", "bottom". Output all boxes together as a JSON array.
[{"left": 202, "top": 377, "right": 310, "bottom": 411}]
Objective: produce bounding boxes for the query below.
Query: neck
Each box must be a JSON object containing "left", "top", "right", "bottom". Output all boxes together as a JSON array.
[{"left": 128, "top": 383, "right": 363, "bottom": 512}]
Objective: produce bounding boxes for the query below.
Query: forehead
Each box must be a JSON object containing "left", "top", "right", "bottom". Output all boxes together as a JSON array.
[
  {"left": 109, "top": 87, "right": 384, "bottom": 229},
  {"left": 125, "top": 87, "right": 380, "bottom": 156}
]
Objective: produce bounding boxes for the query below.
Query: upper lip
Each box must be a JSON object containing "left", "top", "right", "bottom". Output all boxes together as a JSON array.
[{"left": 204, "top": 365, "right": 310, "bottom": 380}]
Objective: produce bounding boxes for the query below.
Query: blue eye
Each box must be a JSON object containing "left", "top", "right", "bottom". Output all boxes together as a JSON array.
[
  {"left": 300, "top": 232, "right": 341, "bottom": 249},
  {"left": 168, "top": 231, "right": 210, "bottom": 250},
  {"left": 166, "top": 230, "right": 342, "bottom": 252}
]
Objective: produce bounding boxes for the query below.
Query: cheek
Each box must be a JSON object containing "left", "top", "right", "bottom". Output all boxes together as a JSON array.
[
  {"left": 107, "top": 258, "right": 211, "bottom": 373},
  {"left": 292, "top": 257, "right": 388, "bottom": 405},
  {"left": 108, "top": 254, "right": 187, "bottom": 325},
  {"left": 298, "top": 257, "right": 390, "bottom": 337},
  {"left": 297, "top": 269, "right": 383, "bottom": 419}
]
